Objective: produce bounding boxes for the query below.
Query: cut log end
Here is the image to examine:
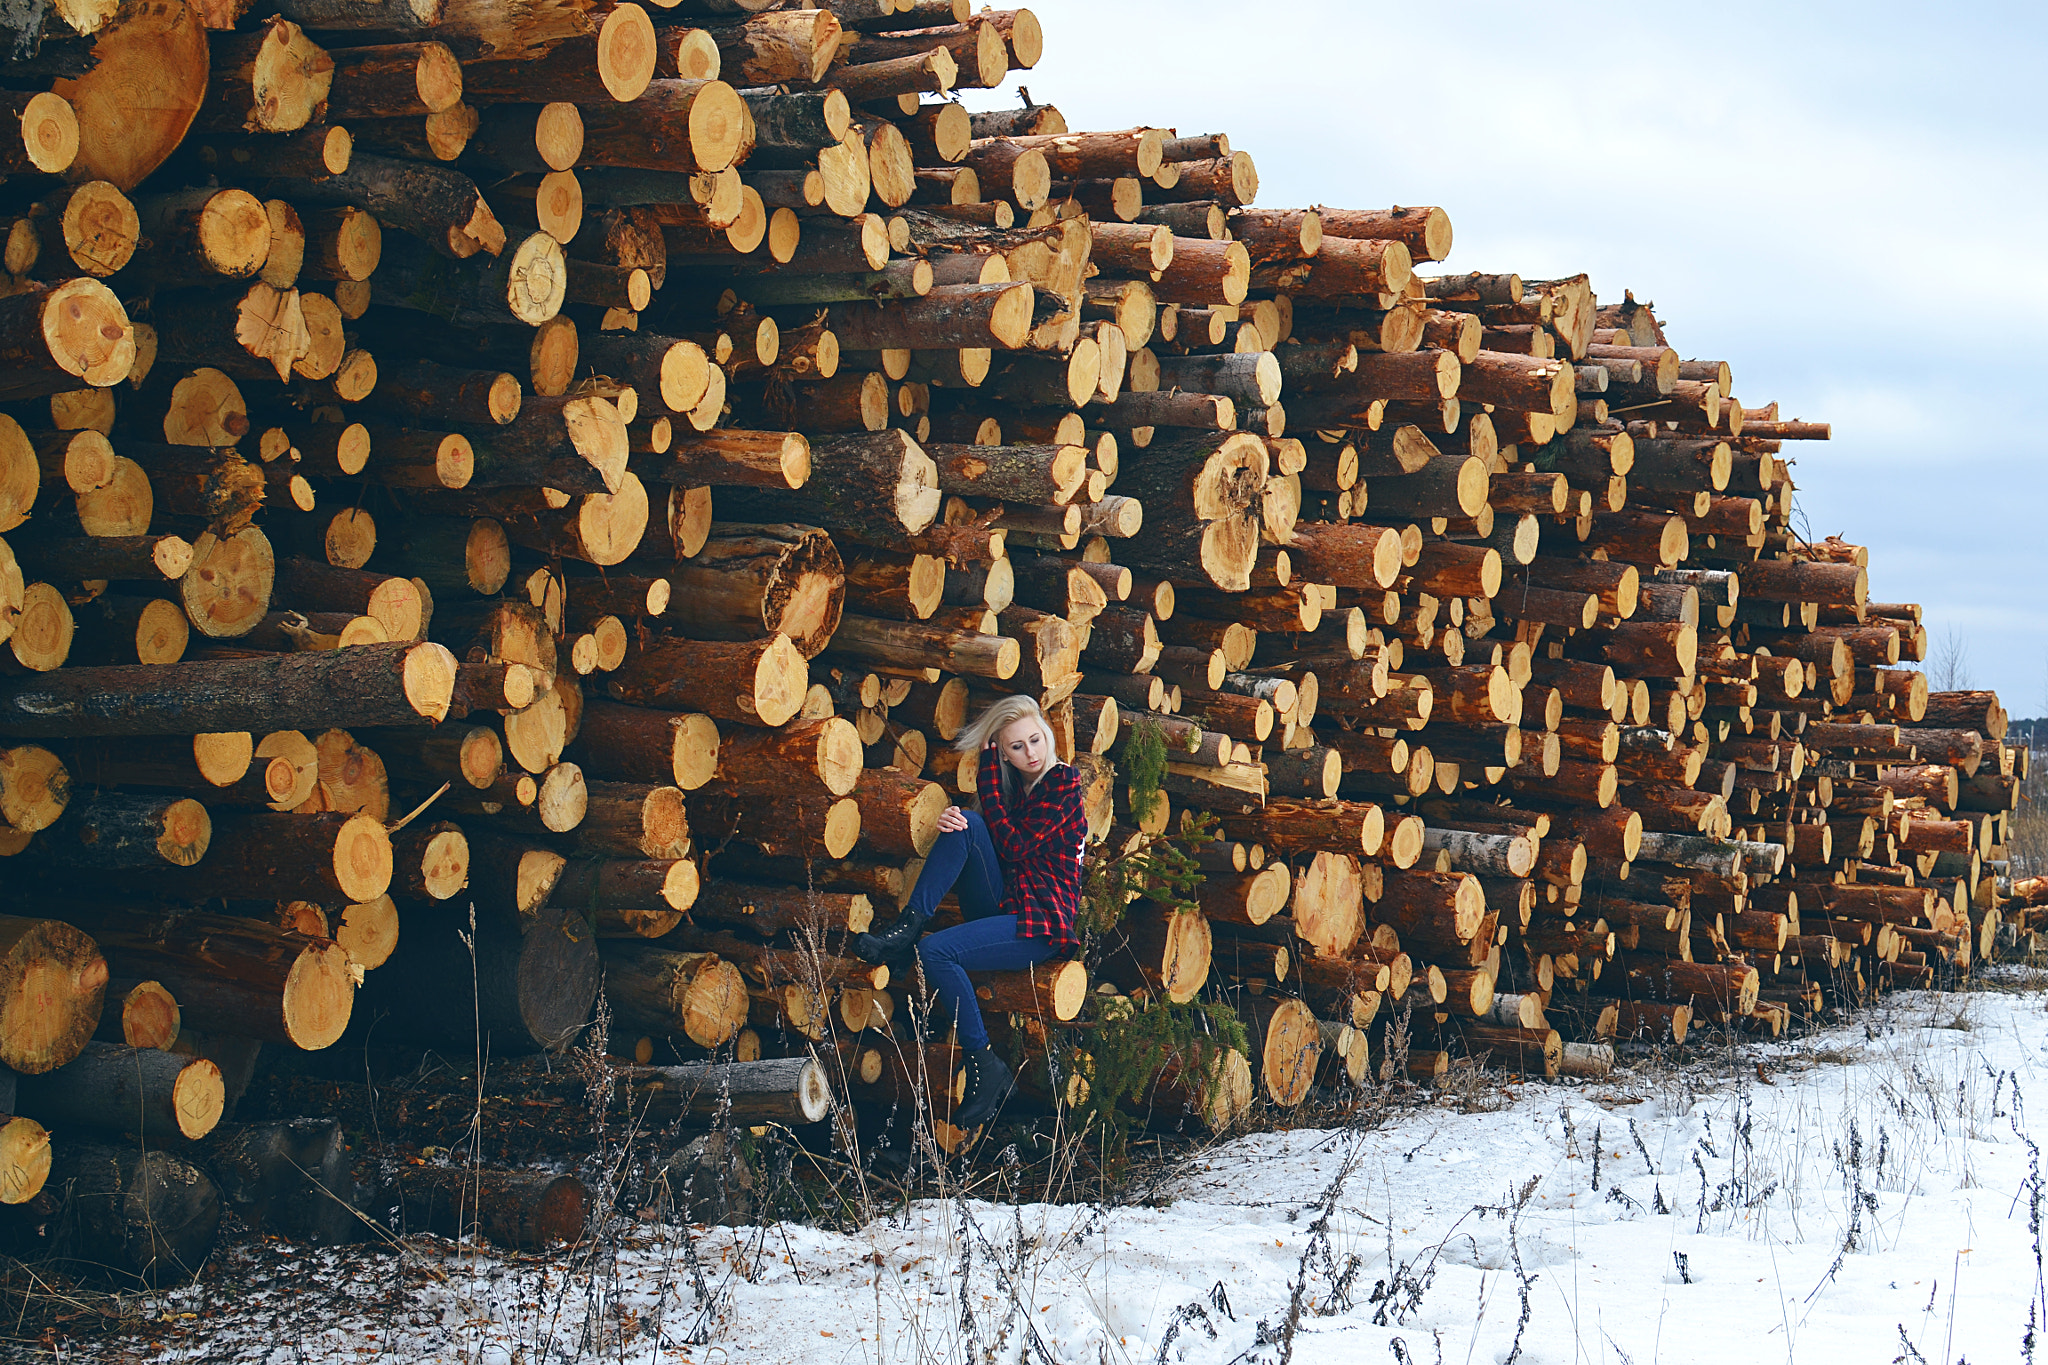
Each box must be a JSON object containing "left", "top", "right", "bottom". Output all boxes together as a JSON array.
[
  {"left": 17, "top": 93, "right": 79, "bottom": 175},
  {"left": 173, "top": 1057, "right": 227, "bottom": 1139},
  {"left": 118, "top": 981, "right": 181, "bottom": 1050},
  {"left": 181, "top": 527, "right": 276, "bottom": 640},
  {"left": 0, "top": 1115, "right": 50, "bottom": 1204},
  {"left": 44, "top": 278, "right": 137, "bottom": 388},
  {"left": 0, "top": 917, "right": 109, "bottom": 1074},
  {"left": 331, "top": 814, "right": 395, "bottom": 904},
  {"left": 402, "top": 641, "right": 459, "bottom": 722},
  {"left": 745, "top": 633, "right": 812, "bottom": 728},
  {"left": 335, "top": 894, "right": 400, "bottom": 969},
  {"left": 280, "top": 939, "right": 355, "bottom": 1051}
]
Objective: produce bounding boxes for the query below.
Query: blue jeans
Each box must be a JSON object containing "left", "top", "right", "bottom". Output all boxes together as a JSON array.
[{"left": 911, "top": 813, "right": 1056, "bottom": 1050}]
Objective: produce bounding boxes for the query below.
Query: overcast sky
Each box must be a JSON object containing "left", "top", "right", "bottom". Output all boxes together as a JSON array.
[{"left": 961, "top": 1, "right": 2048, "bottom": 713}]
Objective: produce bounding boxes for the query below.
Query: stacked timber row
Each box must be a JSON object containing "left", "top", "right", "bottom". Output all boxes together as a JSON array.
[{"left": 0, "top": 0, "right": 2023, "bottom": 1269}]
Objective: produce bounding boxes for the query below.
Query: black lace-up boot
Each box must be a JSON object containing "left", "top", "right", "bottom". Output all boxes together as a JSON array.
[
  {"left": 853, "top": 908, "right": 931, "bottom": 965},
  {"left": 953, "top": 1046, "right": 1013, "bottom": 1129}
]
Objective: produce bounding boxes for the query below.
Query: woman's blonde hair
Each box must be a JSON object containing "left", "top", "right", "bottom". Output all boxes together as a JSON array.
[{"left": 956, "top": 695, "right": 1061, "bottom": 803}]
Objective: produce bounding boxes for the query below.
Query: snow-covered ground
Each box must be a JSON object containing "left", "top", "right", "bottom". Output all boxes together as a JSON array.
[{"left": 129, "top": 978, "right": 2048, "bottom": 1364}]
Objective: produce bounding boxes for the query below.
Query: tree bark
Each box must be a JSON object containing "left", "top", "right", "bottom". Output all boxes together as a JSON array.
[
  {"left": 1217, "top": 800, "right": 1386, "bottom": 859},
  {"left": 827, "top": 613, "right": 1018, "bottom": 679},
  {"left": 367, "top": 229, "right": 565, "bottom": 327},
  {"left": 716, "top": 429, "right": 940, "bottom": 540},
  {"left": 396, "top": 1167, "right": 586, "bottom": 1249},
  {"left": 601, "top": 942, "right": 751, "bottom": 1047},
  {"left": 608, "top": 633, "right": 808, "bottom": 728},
  {"left": 201, "top": 1118, "right": 356, "bottom": 1245},
  {"left": 1101, "top": 906, "right": 1209, "bottom": 1004},
  {"left": 688, "top": 878, "right": 873, "bottom": 937},
  {"left": 14, "top": 1139, "right": 220, "bottom": 1286},
  {"left": 363, "top": 903, "right": 596, "bottom": 1055},
  {"left": 688, "top": 787, "right": 862, "bottom": 860},
  {"left": 270, "top": 151, "right": 501, "bottom": 260},
  {"left": 16, "top": 1041, "right": 223, "bottom": 1142},
  {"left": 55, "top": 907, "right": 350, "bottom": 1051},
  {"left": 0, "top": 278, "right": 135, "bottom": 401},
  {"left": 566, "top": 698, "right": 716, "bottom": 793},
  {"left": 37, "top": 792, "right": 210, "bottom": 869},
  {"left": 848, "top": 765, "right": 947, "bottom": 858},
  {"left": 659, "top": 429, "right": 810, "bottom": 490},
  {"left": 662, "top": 524, "right": 845, "bottom": 658},
  {"left": 831, "top": 282, "right": 1035, "bottom": 351},
  {"left": 0, "top": 637, "right": 454, "bottom": 738},
  {"left": 576, "top": 78, "right": 746, "bottom": 175}
]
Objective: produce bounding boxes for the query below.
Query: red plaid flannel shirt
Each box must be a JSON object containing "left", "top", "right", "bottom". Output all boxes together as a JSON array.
[{"left": 978, "top": 745, "right": 1085, "bottom": 952}]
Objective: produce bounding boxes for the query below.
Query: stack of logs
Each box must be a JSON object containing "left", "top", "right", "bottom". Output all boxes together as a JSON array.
[{"left": 0, "top": 0, "right": 2023, "bottom": 1281}]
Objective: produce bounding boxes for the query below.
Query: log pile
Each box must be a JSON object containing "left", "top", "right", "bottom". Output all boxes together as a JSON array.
[{"left": 0, "top": 0, "right": 2022, "bottom": 1276}]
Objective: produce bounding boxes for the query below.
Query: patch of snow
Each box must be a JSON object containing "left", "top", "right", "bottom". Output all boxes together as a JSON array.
[{"left": 131, "top": 982, "right": 2048, "bottom": 1364}]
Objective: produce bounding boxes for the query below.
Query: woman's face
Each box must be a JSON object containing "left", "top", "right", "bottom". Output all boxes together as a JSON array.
[{"left": 998, "top": 717, "right": 1050, "bottom": 777}]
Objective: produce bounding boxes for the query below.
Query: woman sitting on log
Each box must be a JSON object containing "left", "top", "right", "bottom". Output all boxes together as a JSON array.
[{"left": 856, "top": 695, "right": 1086, "bottom": 1128}]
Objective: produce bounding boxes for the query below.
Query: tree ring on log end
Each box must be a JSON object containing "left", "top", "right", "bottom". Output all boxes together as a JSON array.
[
  {"left": 741, "top": 633, "right": 810, "bottom": 728},
  {"left": 172, "top": 1057, "right": 224, "bottom": 1138},
  {"left": 154, "top": 797, "right": 211, "bottom": 865},
  {"left": 192, "top": 732, "right": 253, "bottom": 787},
  {"left": 687, "top": 81, "right": 746, "bottom": 174},
  {"left": 281, "top": 939, "right": 354, "bottom": 1051},
  {"left": 51, "top": 0, "right": 208, "bottom": 189},
  {"left": 0, "top": 1116, "right": 50, "bottom": 1204},
  {"left": 416, "top": 828, "right": 469, "bottom": 900},
  {"left": 20, "top": 93, "right": 78, "bottom": 174},
  {"left": 505, "top": 232, "right": 568, "bottom": 326},
  {"left": 1259, "top": 997, "right": 1320, "bottom": 1106},
  {"left": 44, "top": 278, "right": 135, "bottom": 388},
  {"left": 683, "top": 957, "right": 746, "bottom": 1048},
  {"left": 597, "top": 4, "right": 657, "bottom": 103},
  {"left": 334, "top": 813, "right": 394, "bottom": 903},
  {"left": 180, "top": 526, "right": 274, "bottom": 640},
  {"left": 120, "top": 981, "right": 180, "bottom": 1050},
  {"left": 817, "top": 796, "right": 861, "bottom": 859},
  {"left": 763, "top": 526, "right": 844, "bottom": 658},
  {"left": 336, "top": 894, "right": 400, "bottom": 970},
  {"left": 0, "top": 746, "right": 71, "bottom": 833},
  {"left": 61, "top": 182, "right": 139, "bottom": 277},
  {"left": 0, "top": 918, "right": 107, "bottom": 1073}
]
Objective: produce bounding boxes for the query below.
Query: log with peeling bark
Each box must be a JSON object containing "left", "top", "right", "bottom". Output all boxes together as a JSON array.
[
  {"left": 602, "top": 942, "right": 751, "bottom": 1048},
  {"left": 662, "top": 524, "right": 845, "bottom": 658}
]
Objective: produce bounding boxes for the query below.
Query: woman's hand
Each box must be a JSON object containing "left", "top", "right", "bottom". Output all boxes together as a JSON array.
[{"left": 937, "top": 805, "right": 970, "bottom": 834}]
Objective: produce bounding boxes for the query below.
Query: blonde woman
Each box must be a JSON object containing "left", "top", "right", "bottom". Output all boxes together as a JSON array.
[{"left": 855, "top": 695, "right": 1086, "bottom": 1128}]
